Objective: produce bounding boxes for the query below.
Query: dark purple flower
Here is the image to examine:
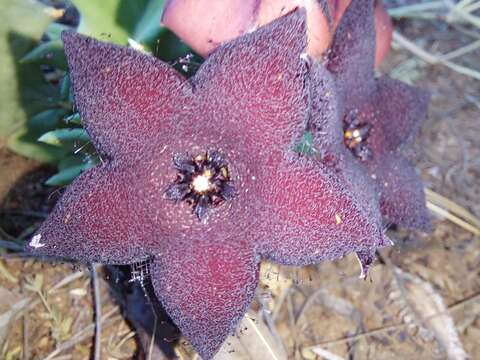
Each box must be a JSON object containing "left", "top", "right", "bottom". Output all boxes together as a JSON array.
[
  {"left": 26, "top": 11, "right": 388, "bottom": 358},
  {"left": 324, "top": 1, "right": 431, "bottom": 231}
]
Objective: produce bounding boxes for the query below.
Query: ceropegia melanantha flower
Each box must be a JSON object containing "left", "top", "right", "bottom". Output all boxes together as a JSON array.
[
  {"left": 26, "top": 10, "right": 389, "bottom": 359},
  {"left": 161, "top": 0, "right": 392, "bottom": 65},
  {"left": 324, "top": 1, "right": 431, "bottom": 230}
]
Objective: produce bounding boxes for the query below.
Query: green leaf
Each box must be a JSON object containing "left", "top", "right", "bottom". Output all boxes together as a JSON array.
[
  {"left": 39, "top": 128, "right": 89, "bottom": 146},
  {"left": 60, "top": 74, "right": 70, "bottom": 100},
  {"left": 132, "top": 0, "right": 165, "bottom": 44},
  {"left": 64, "top": 112, "right": 82, "bottom": 125},
  {"left": 72, "top": 0, "right": 141, "bottom": 44},
  {"left": 29, "top": 108, "right": 69, "bottom": 132},
  {"left": 45, "top": 22, "right": 70, "bottom": 41},
  {"left": 7, "top": 108, "right": 70, "bottom": 163},
  {"left": 0, "top": 0, "right": 54, "bottom": 140},
  {"left": 46, "top": 155, "right": 97, "bottom": 185},
  {"left": 294, "top": 131, "right": 317, "bottom": 156},
  {"left": 72, "top": 0, "right": 167, "bottom": 50},
  {"left": 7, "top": 128, "right": 68, "bottom": 163},
  {"left": 154, "top": 29, "right": 191, "bottom": 62},
  {"left": 21, "top": 39, "right": 67, "bottom": 70}
]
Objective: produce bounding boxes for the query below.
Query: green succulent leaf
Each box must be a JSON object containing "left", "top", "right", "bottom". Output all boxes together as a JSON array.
[
  {"left": 64, "top": 113, "right": 82, "bottom": 125},
  {"left": 29, "top": 108, "right": 70, "bottom": 132},
  {"left": 21, "top": 39, "right": 68, "bottom": 70},
  {"left": 39, "top": 128, "right": 90, "bottom": 146},
  {"left": 132, "top": 0, "right": 165, "bottom": 44},
  {"left": 60, "top": 74, "right": 71, "bottom": 100},
  {"left": 73, "top": 0, "right": 165, "bottom": 48},
  {"left": 8, "top": 108, "right": 71, "bottom": 163},
  {"left": 8, "top": 128, "right": 69, "bottom": 163},
  {"left": 46, "top": 155, "right": 97, "bottom": 186},
  {"left": 0, "top": 0, "right": 53, "bottom": 140},
  {"left": 45, "top": 23, "right": 71, "bottom": 41}
]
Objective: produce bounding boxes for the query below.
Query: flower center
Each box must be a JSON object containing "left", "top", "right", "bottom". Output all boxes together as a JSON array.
[
  {"left": 164, "top": 150, "right": 235, "bottom": 222},
  {"left": 192, "top": 172, "right": 213, "bottom": 193},
  {"left": 343, "top": 110, "right": 372, "bottom": 161}
]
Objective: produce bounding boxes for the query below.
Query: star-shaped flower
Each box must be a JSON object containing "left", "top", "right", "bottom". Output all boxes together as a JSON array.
[
  {"left": 26, "top": 11, "right": 388, "bottom": 358},
  {"left": 324, "top": 1, "right": 431, "bottom": 230}
]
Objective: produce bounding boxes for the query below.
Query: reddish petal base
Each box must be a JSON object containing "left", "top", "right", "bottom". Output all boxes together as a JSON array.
[{"left": 151, "top": 240, "right": 259, "bottom": 359}]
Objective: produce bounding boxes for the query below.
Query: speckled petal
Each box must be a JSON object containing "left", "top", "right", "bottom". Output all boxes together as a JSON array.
[
  {"left": 331, "top": 0, "right": 392, "bottom": 66},
  {"left": 62, "top": 31, "right": 190, "bottom": 158},
  {"left": 370, "top": 155, "right": 431, "bottom": 231},
  {"left": 327, "top": 0, "right": 376, "bottom": 107},
  {"left": 258, "top": 158, "right": 387, "bottom": 265},
  {"left": 151, "top": 240, "right": 259, "bottom": 360},
  {"left": 240, "top": 53, "right": 386, "bottom": 266},
  {"left": 366, "top": 76, "right": 430, "bottom": 152},
  {"left": 191, "top": 10, "right": 308, "bottom": 152},
  {"left": 25, "top": 162, "right": 162, "bottom": 263}
]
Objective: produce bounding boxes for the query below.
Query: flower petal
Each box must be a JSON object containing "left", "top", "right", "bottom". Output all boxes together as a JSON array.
[
  {"left": 366, "top": 76, "right": 430, "bottom": 153},
  {"left": 331, "top": 0, "right": 392, "bottom": 67},
  {"left": 151, "top": 240, "right": 259, "bottom": 359},
  {"left": 250, "top": 58, "right": 387, "bottom": 266},
  {"left": 258, "top": 158, "right": 387, "bottom": 265},
  {"left": 356, "top": 247, "right": 377, "bottom": 279},
  {"left": 307, "top": 60, "right": 344, "bottom": 154},
  {"left": 62, "top": 31, "right": 190, "bottom": 158},
  {"left": 26, "top": 162, "right": 162, "bottom": 264},
  {"left": 308, "top": 61, "right": 384, "bottom": 230},
  {"left": 370, "top": 154, "right": 431, "bottom": 231},
  {"left": 191, "top": 10, "right": 308, "bottom": 151},
  {"left": 327, "top": 0, "right": 376, "bottom": 106}
]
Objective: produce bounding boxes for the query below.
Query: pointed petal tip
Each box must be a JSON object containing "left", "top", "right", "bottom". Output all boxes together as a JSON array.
[
  {"left": 356, "top": 248, "right": 376, "bottom": 279},
  {"left": 61, "top": 30, "right": 87, "bottom": 51},
  {"left": 379, "top": 233, "right": 394, "bottom": 248},
  {"left": 327, "top": 0, "right": 377, "bottom": 101},
  {"left": 151, "top": 243, "right": 259, "bottom": 359}
]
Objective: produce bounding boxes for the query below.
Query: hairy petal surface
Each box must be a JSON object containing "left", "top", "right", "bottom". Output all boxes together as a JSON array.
[
  {"left": 255, "top": 0, "right": 333, "bottom": 57},
  {"left": 326, "top": 1, "right": 431, "bottom": 230},
  {"left": 327, "top": 0, "right": 376, "bottom": 106},
  {"left": 370, "top": 155, "right": 431, "bottom": 231},
  {"left": 220, "top": 52, "right": 387, "bottom": 266},
  {"left": 63, "top": 31, "right": 190, "bottom": 158},
  {"left": 331, "top": 0, "right": 392, "bottom": 66},
  {"left": 151, "top": 240, "right": 259, "bottom": 359},
  {"left": 192, "top": 10, "right": 308, "bottom": 154},
  {"left": 366, "top": 76, "right": 431, "bottom": 153},
  {"left": 26, "top": 162, "right": 160, "bottom": 263},
  {"left": 258, "top": 158, "right": 387, "bottom": 265}
]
